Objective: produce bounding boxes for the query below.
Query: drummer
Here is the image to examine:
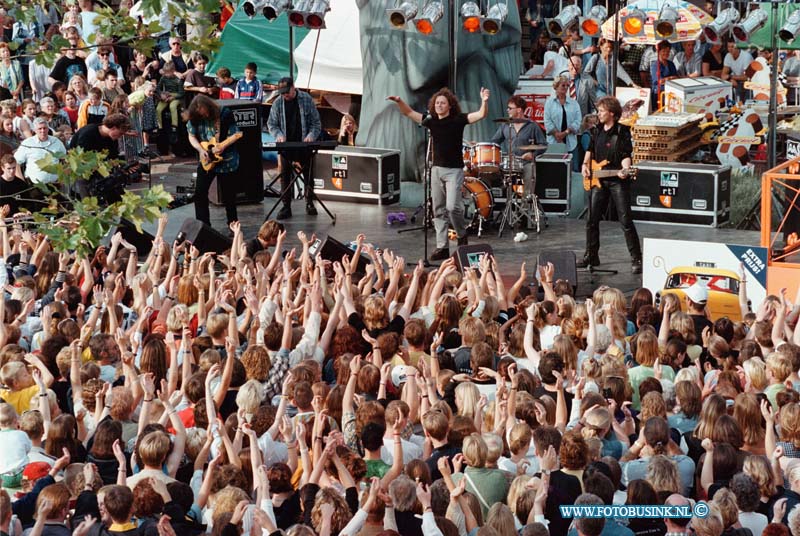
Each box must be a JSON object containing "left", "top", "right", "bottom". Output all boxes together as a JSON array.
[{"left": 490, "top": 96, "right": 547, "bottom": 194}]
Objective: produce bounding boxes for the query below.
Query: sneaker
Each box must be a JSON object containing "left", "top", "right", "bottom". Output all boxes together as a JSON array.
[
  {"left": 277, "top": 206, "right": 292, "bottom": 219},
  {"left": 306, "top": 204, "right": 318, "bottom": 215},
  {"left": 631, "top": 259, "right": 643, "bottom": 275},
  {"left": 576, "top": 256, "right": 601, "bottom": 268},
  {"left": 430, "top": 247, "right": 450, "bottom": 261},
  {"left": 457, "top": 235, "right": 469, "bottom": 246}
]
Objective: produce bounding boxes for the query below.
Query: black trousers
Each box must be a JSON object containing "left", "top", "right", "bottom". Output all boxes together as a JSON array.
[
  {"left": 586, "top": 178, "right": 641, "bottom": 260},
  {"left": 194, "top": 164, "right": 237, "bottom": 226},
  {"left": 279, "top": 152, "right": 312, "bottom": 207}
]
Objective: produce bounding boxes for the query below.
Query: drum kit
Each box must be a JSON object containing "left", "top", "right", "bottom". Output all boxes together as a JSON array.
[{"left": 459, "top": 118, "right": 548, "bottom": 237}]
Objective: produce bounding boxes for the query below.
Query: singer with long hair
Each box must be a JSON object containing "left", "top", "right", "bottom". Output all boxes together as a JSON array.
[{"left": 387, "top": 87, "right": 490, "bottom": 260}]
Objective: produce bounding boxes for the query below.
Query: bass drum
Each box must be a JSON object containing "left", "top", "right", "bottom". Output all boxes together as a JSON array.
[{"left": 463, "top": 178, "right": 493, "bottom": 230}]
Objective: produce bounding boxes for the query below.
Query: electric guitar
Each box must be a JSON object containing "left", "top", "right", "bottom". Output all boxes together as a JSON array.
[
  {"left": 200, "top": 132, "right": 244, "bottom": 171},
  {"left": 583, "top": 159, "right": 638, "bottom": 191}
]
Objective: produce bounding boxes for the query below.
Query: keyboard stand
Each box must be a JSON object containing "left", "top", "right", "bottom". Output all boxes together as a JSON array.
[{"left": 265, "top": 146, "right": 336, "bottom": 223}]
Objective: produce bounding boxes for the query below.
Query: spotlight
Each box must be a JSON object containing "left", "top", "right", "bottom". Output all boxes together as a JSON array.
[
  {"left": 622, "top": 8, "right": 647, "bottom": 37},
  {"left": 654, "top": 5, "right": 679, "bottom": 39},
  {"left": 732, "top": 8, "right": 767, "bottom": 42},
  {"left": 262, "top": 0, "right": 289, "bottom": 20},
  {"left": 288, "top": 0, "right": 311, "bottom": 26},
  {"left": 305, "top": 0, "right": 329, "bottom": 28},
  {"left": 415, "top": 0, "right": 443, "bottom": 34},
  {"left": 780, "top": 9, "right": 800, "bottom": 43},
  {"left": 242, "top": 0, "right": 265, "bottom": 18},
  {"left": 387, "top": 1, "right": 418, "bottom": 28},
  {"left": 580, "top": 5, "right": 606, "bottom": 37},
  {"left": 703, "top": 6, "right": 739, "bottom": 44},
  {"left": 461, "top": 1, "right": 481, "bottom": 33},
  {"left": 481, "top": 3, "right": 508, "bottom": 34},
  {"left": 546, "top": 4, "right": 580, "bottom": 37}
]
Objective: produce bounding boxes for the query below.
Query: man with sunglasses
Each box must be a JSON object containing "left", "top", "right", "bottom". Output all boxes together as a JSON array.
[{"left": 159, "top": 36, "right": 191, "bottom": 79}]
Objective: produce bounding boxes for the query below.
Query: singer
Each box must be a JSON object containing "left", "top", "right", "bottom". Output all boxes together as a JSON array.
[{"left": 387, "top": 87, "right": 490, "bottom": 261}]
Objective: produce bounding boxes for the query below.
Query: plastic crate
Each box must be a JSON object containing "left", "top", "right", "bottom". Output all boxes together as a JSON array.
[
  {"left": 632, "top": 121, "right": 702, "bottom": 140},
  {"left": 633, "top": 131, "right": 703, "bottom": 154}
]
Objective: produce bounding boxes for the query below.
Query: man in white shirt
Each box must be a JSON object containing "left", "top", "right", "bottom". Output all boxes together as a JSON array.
[
  {"left": 723, "top": 41, "right": 754, "bottom": 103},
  {"left": 14, "top": 118, "right": 66, "bottom": 185}
]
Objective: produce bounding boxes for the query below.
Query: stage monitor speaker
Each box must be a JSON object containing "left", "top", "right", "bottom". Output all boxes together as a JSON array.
[
  {"left": 452, "top": 244, "right": 494, "bottom": 272},
  {"left": 210, "top": 99, "right": 264, "bottom": 206},
  {"left": 308, "top": 234, "right": 370, "bottom": 275},
  {"left": 536, "top": 250, "right": 577, "bottom": 296},
  {"left": 176, "top": 218, "right": 232, "bottom": 254},
  {"left": 111, "top": 218, "right": 155, "bottom": 256}
]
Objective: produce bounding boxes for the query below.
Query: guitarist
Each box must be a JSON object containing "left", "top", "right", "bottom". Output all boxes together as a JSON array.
[
  {"left": 186, "top": 94, "right": 240, "bottom": 228},
  {"left": 578, "top": 96, "right": 642, "bottom": 275}
]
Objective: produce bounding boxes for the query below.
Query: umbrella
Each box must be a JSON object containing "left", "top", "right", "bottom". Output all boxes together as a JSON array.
[{"left": 601, "top": 0, "right": 713, "bottom": 44}]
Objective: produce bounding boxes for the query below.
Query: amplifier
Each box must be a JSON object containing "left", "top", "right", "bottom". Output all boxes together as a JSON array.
[
  {"left": 534, "top": 153, "right": 571, "bottom": 215},
  {"left": 210, "top": 99, "right": 264, "bottom": 205},
  {"left": 630, "top": 162, "right": 731, "bottom": 227}
]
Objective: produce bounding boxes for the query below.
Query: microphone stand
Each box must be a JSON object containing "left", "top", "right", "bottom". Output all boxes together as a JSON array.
[{"left": 398, "top": 119, "right": 437, "bottom": 267}]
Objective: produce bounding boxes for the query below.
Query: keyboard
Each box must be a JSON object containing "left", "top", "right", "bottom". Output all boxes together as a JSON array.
[{"left": 262, "top": 140, "right": 339, "bottom": 150}]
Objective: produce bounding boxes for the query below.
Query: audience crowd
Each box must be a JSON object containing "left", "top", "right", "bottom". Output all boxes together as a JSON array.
[{"left": 0, "top": 210, "right": 794, "bottom": 536}]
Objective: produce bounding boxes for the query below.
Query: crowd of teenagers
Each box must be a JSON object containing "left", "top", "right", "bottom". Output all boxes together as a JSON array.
[{"left": 0, "top": 213, "right": 798, "bottom": 536}]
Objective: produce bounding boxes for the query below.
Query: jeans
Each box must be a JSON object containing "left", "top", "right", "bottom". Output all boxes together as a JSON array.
[
  {"left": 195, "top": 164, "right": 237, "bottom": 226},
  {"left": 431, "top": 166, "right": 466, "bottom": 249},
  {"left": 585, "top": 178, "right": 641, "bottom": 260}
]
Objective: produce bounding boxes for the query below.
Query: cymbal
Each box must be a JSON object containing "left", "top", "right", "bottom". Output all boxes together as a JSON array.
[
  {"left": 493, "top": 117, "right": 529, "bottom": 124},
  {"left": 518, "top": 144, "right": 548, "bottom": 151}
]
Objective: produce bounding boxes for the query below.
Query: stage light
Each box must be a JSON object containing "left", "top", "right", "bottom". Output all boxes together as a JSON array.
[
  {"left": 461, "top": 1, "right": 481, "bottom": 33},
  {"left": 288, "top": 0, "right": 311, "bottom": 26},
  {"left": 546, "top": 4, "right": 580, "bottom": 37},
  {"left": 579, "top": 5, "right": 606, "bottom": 37},
  {"left": 387, "top": 1, "right": 418, "bottom": 28},
  {"left": 732, "top": 8, "right": 766, "bottom": 42},
  {"left": 481, "top": 3, "right": 508, "bottom": 34},
  {"left": 305, "top": 0, "right": 329, "bottom": 28},
  {"left": 415, "top": 0, "right": 443, "bottom": 34},
  {"left": 242, "top": 0, "right": 265, "bottom": 18},
  {"left": 622, "top": 8, "right": 646, "bottom": 37},
  {"left": 703, "top": 6, "right": 739, "bottom": 44},
  {"left": 262, "top": 0, "right": 289, "bottom": 20},
  {"left": 654, "top": 5, "right": 679, "bottom": 39},
  {"left": 780, "top": 9, "right": 800, "bottom": 43}
]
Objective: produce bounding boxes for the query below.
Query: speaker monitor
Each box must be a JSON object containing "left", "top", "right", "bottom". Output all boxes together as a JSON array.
[
  {"left": 452, "top": 243, "right": 494, "bottom": 272},
  {"left": 536, "top": 249, "right": 577, "bottom": 295},
  {"left": 108, "top": 219, "right": 155, "bottom": 256},
  {"left": 308, "top": 234, "right": 370, "bottom": 275},
  {"left": 176, "top": 218, "right": 233, "bottom": 254}
]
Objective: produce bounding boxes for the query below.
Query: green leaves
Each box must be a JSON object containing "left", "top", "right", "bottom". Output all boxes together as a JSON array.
[{"left": 29, "top": 149, "right": 173, "bottom": 257}]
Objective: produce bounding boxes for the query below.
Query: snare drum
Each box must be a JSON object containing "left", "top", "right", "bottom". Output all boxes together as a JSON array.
[
  {"left": 463, "top": 178, "right": 493, "bottom": 229},
  {"left": 501, "top": 154, "right": 525, "bottom": 174},
  {"left": 471, "top": 143, "right": 502, "bottom": 173}
]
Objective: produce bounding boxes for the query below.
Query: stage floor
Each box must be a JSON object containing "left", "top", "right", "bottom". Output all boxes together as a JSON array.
[{"left": 146, "top": 192, "right": 761, "bottom": 299}]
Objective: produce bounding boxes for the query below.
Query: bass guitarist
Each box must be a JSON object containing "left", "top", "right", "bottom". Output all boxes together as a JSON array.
[
  {"left": 186, "top": 94, "right": 241, "bottom": 229},
  {"left": 578, "top": 96, "right": 642, "bottom": 275}
]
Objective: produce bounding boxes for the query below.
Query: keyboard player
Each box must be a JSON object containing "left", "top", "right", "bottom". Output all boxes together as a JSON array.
[{"left": 267, "top": 76, "right": 323, "bottom": 219}]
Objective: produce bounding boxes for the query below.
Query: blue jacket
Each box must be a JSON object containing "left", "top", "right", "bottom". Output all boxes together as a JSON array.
[
  {"left": 267, "top": 89, "right": 322, "bottom": 142},
  {"left": 544, "top": 96, "right": 582, "bottom": 152}
]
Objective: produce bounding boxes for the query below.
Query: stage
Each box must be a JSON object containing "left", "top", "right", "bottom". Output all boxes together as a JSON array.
[{"left": 144, "top": 185, "right": 761, "bottom": 298}]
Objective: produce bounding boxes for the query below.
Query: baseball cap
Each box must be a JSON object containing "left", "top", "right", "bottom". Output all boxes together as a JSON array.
[
  {"left": 685, "top": 282, "right": 709, "bottom": 304},
  {"left": 23, "top": 462, "right": 51, "bottom": 483},
  {"left": 277, "top": 77, "right": 294, "bottom": 94},
  {"left": 391, "top": 365, "right": 408, "bottom": 387}
]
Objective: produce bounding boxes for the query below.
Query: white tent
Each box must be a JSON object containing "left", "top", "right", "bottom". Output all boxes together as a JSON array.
[{"left": 294, "top": 0, "right": 364, "bottom": 95}]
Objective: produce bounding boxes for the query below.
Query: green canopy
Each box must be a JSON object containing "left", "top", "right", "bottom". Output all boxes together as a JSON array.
[
  {"left": 208, "top": 5, "right": 310, "bottom": 83},
  {"left": 743, "top": 3, "right": 800, "bottom": 50}
]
